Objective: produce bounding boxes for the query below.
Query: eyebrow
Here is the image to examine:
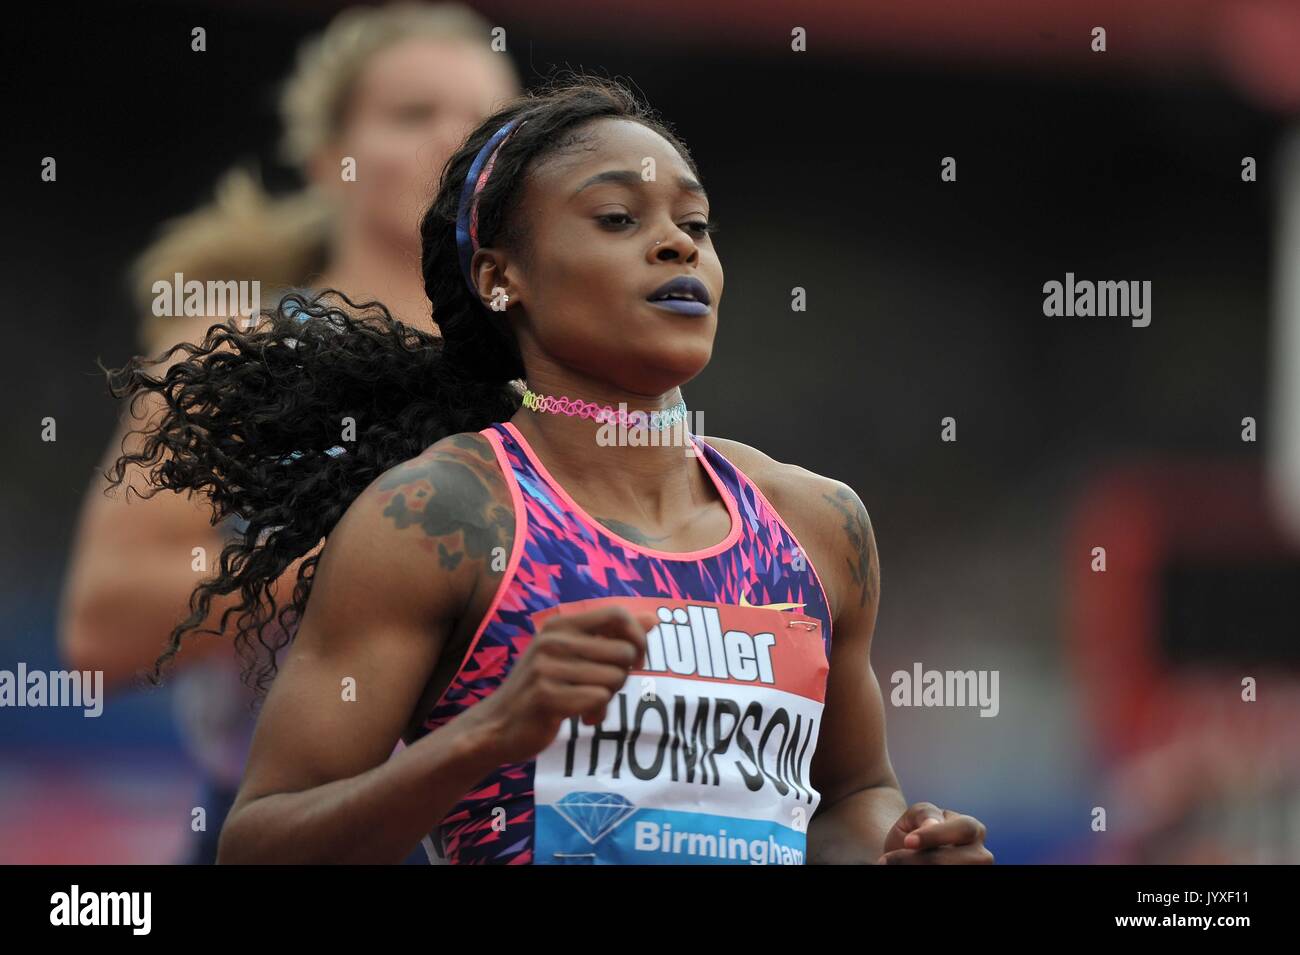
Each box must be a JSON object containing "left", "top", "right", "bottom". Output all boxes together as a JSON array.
[{"left": 572, "top": 169, "right": 707, "bottom": 199}]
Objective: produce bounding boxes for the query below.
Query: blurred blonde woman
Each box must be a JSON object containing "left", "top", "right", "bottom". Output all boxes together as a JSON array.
[{"left": 59, "top": 1, "right": 520, "bottom": 863}]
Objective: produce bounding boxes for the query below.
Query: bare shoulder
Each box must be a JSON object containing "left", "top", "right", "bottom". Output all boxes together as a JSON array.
[
  {"left": 315, "top": 430, "right": 515, "bottom": 623},
  {"left": 697, "top": 434, "right": 878, "bottom": 622},
  {"left": 696, "top": 434, "right": 840, "bottom": 502}
]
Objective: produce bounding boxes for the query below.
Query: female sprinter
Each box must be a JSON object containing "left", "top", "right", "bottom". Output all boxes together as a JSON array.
[
  {"left": 108, "top": 76, "right": 993, "bottom": 865},
  {"left": 60, "top": 1, "right": 520, "bottom": 863}
]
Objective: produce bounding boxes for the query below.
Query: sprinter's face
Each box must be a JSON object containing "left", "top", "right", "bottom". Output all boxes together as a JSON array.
[{"left": 482, "top": 118, "right": 724, "bottom": 396}]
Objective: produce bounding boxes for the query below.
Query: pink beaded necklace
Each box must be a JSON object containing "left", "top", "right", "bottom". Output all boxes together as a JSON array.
[{"left": 521, "top": 386, "right": 689, "bottom": 431}]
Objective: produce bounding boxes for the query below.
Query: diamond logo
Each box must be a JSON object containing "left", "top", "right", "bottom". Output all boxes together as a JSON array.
[{"left": 553, "top": 791, "right": 637, "bottom": 844}]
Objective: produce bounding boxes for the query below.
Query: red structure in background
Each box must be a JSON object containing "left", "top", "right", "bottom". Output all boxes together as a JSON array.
[
  {"left": 1066, "top": 458, "right": 1300, "bottom": 862},
  {"left": 457, "top": 0, "right": 1300, "bottom": 110}
]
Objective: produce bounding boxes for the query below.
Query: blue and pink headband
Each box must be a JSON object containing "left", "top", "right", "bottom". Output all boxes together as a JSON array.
[{"left": 455, "top": 116, "right": 528, "bottom": 299}]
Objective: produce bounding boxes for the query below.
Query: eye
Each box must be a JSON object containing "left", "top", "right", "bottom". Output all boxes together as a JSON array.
[
  {"left": 596, "top": 213, "right": 721, "bottom": 236},
  {"left": 684, "top": 219, "right": 721, "bottom": 237}
]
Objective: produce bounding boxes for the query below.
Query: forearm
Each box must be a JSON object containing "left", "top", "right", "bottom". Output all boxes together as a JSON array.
[
  {"left": 808, "top": 782, "right": 908, "bottom": 864},
  {"left": 216, "top": 711, "right": 504, "bottom": 864}
]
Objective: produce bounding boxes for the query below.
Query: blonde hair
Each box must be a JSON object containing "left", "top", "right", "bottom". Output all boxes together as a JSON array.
[{"left": 130, "top": 1, "right": 519, "bottom": 352}]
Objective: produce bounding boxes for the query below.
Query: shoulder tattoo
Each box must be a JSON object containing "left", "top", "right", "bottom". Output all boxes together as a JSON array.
[{"left": 372, "top": 436, "right": 514, "bottom": 575}]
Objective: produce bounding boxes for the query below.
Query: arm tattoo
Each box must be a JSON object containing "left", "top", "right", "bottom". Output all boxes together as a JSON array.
[
  {"left": 373, "top": 442, "right": 513, "bottom": 575},
  {"left": 447, "top": 431, "right": 497, "bottom": 464},
  {"left": 824, "top": 486, "right": 879, "bottom": 610}
]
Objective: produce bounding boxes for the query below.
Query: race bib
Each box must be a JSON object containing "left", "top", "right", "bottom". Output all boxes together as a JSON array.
[{"left": 531, "top": 595, "right": 829, "bottom": 865}]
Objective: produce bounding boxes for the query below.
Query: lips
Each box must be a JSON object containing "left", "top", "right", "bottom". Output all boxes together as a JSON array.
[{"left": 645, "top": 275, "right": 711, "bottom": 306}]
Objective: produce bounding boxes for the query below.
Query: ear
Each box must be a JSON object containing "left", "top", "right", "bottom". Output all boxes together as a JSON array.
[{"left": 470, "top": 247, "right": 519, "bottom": 312}]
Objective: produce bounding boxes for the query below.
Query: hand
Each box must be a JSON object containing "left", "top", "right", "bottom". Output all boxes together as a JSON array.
[
  {"left": 877, "top": 801, "right": 993, "bottom": 864},
  {"left": 461, "top": 604, "right": 656, "bottom": 765}
]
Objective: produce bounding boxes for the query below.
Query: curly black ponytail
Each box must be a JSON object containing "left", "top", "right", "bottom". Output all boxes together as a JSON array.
[{"left": 104, "top": 73, "right": 700, "bottom": 693}]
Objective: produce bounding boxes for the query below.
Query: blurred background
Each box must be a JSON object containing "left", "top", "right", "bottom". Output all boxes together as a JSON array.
[{"left": 4, "top": 0, "right": 1300, "bottom": 863}]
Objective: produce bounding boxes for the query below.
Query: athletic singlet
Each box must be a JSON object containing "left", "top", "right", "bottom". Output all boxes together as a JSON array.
[{"left": 410, "top": 420, "right": 834, "bottom": 865}]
